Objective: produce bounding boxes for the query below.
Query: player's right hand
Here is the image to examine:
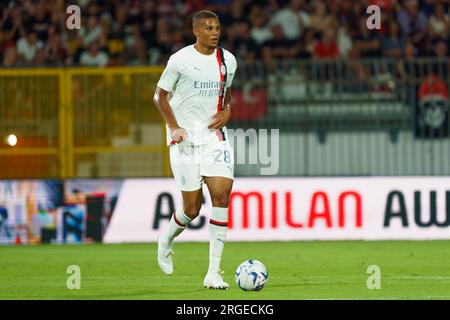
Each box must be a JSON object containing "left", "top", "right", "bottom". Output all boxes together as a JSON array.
[{"left": 170, "top": 127, "right": 188, "bottom": 144}]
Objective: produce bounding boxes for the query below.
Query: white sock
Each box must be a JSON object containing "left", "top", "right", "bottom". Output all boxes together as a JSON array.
[
  {"left": 161, "top": 208, "right": 192, "bottom": 248},
  {"left": 208, "top": 207, "right": 228, "bottom": 274}
]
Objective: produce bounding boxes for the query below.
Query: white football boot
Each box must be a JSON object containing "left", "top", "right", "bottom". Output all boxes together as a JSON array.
[
  {"left": 157, "top": 235, "right": 174, "bottom": 275},
  {"left": 203, "top": 270, "right": 229, "bottom": 290}
]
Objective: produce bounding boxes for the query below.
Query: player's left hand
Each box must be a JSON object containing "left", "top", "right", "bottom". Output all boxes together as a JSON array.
[{"left": 208, "top": 107, "right": 231, "bottom": 130}]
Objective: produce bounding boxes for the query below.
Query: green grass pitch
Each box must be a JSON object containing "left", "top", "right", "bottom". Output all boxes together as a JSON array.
[{"left": 1, "top": 241, "right": 450, "bottom": 300}]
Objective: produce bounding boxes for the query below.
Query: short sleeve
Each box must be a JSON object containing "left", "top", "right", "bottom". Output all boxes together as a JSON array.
[
  {"left": 226, "top": 55, "right": 237, "bottom": 88},
  {"left": 157, "top": 55, "right": 180, "bottom": 92}
]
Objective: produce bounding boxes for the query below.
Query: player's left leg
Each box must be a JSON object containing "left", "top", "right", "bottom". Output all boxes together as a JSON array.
[{"left": 202, "top": 176, "right": 233, "bottom": 289}]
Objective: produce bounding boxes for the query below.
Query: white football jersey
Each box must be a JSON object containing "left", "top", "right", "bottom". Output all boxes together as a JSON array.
[{"left": 157, "top": 44, "right": 237, "bottom": 146}]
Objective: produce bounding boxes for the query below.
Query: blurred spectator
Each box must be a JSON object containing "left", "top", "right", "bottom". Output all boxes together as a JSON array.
[
  {"left": 205, "top": 0, "right": 234, "bottom": 20},
  {"left": 314, "top": 29, "right": 339, "bottom": 59},
  {"left": 171, "top": 30, "right": 186, "bottom": 54},
  {"left": 26, "top": 0, "right": 52, "bottom": 42},
  {"left": 434, "top": 38, "right": 448, "bottom": 58},
  {"left": 183, "top": 0, "right": 207, "bottom": 16},
  {"left": 309, "top": 0, "right": 334, "bottom": 35},
  {"left": 50, "top": 0, "right": 69, "bottom": 34},
  {"left": 127, "top": 23, "right": 148, "bottom": 65},
  {"left": 269, "top": 0, "right": 310, "bottom": 41},
  {"left": 431, "top": 39, "right": 449, "bottom": 79},
  {"left": 151, "top": 17, "right": 173, "bottom": 64},
  {"left": 346, "top": 49, "right": 370, "bottom": 91},
  {"left": 337, "top": 22, "right": 353, "bottom": 59},
  {"left": 127, "top": 0, "right": 144, "bottom": 25},
  {"left": 0, "top": 29, "right": 14, "bottom": 62},
  {"left": 301, "top": 29, "right": 316, "bottom": 58},
  {"left": 79, "top": 42, "right": 109, "bottom": 67},
  {"left": 421, "top": 0, "right": 449, "bottom": 17},
  {"left": 338, "top": 0, "right": 364, "bottom": 38},
  {"left": 78, "top": 15, "right": 106, "bottom": 47},
  {"left": 43, "top": 27, "right": 70, "bottom": 65},
  {"left": 16, "top": 30, "right": 44, "bottom": 64},
  {"left": 396, "top": 40, "right": 418, "bottom": 80},
  {"left": 232, "top": 22, "right": 259, "bottom": 63},
  {"left": 261, "top": 24, "right": 302, "bottom": 70},
  {"left": 381, "top": 20, "right": 406, "bottom": 58},
  {"left": 367, "top": 0, "right": 394, "bottom": 12},
  {"left": 140, "top": 2, "right": 158, "bottom": 51},
  {"left": 221, "top": 0, "right": 247, "bottom": 26},
  {"left": 354, "top": 17, "right": 381, "bottom": 57},
  {"left": 397, "top": 0, "right": 428, "bottom": 41},
  {"left": 0, "top": 0, "right": 447, "bottom": 68},
  {"left": 428, "top": 3, "right": 449, "bottom": 39},
  {"left": 157, "top": 0, "right": 179, "bottom": 18},
  {"left": 106, "top": 29, "right": 126, "bottom": 65},
  {"left": 249, "top": 5, "right": 272, "bottom": 46},
  {"left": 84, "top": 1, "right": 102, "bottom": 18},
  {"left": 1, "top": 5, "right": 26, "bottom": 43},
  {"left": 263, "top": 0, "right": 283, "bottom": 15},
  {"left": 404, "top": 40, "right": 417, "bottom": 59},
  {"left": 3, "top": 46, "right": 17, "bottom": 67}
]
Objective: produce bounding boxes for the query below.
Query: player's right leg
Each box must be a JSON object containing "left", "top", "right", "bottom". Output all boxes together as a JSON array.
[
  {"left": 158, "top": 189, "right": 202, "bottom": 274},
  {"left": 157, "top": 143, "right": 203, "bottom": 275}
]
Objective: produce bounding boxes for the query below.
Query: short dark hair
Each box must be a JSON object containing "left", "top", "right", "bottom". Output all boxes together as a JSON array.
[{"left": 192, "top": 10, "right": 219, "bottom": 28}]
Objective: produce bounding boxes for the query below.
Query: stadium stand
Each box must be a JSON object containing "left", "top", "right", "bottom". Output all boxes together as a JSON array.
[{"left": 0, "top": 0, "right": 449, "bottom": 177}]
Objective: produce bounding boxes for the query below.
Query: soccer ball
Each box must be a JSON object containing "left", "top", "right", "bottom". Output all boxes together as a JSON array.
[{"left": 235, "top": 259, "right": 269, "bottom": 291}]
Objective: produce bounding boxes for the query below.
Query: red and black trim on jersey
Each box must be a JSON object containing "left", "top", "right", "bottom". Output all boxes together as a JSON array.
[{"left": 215, "top": 47, "right": 227, "bottom": 142}]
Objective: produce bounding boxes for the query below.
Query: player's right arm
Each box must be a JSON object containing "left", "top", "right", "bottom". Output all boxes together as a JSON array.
[
  {"left": 153, "top": 55, "right": 187, "bottom": 143},
  {"left": 153, "top": 87, "right": 187, "bottom": 143}
]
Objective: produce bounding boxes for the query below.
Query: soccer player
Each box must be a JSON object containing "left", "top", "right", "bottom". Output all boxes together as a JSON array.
[{"left": 153, "top": 10, "right": 237, "bottom": 290}]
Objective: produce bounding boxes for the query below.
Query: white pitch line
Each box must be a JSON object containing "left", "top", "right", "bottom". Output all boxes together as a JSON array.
[
  {"left": 390, "top": 276, "right": 450, "bottom": 280},
  {"left": 268, "top": 275, "right": 450, "bottom": 280}
]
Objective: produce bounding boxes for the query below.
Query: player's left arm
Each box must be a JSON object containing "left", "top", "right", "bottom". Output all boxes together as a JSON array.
[{"left": 208, "top": 89, "right": 232, "bottom": 130}]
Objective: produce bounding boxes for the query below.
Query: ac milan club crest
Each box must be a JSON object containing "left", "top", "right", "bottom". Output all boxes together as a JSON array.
[{"left": 220, "top": 64, "right": 227, "bottom": 76}]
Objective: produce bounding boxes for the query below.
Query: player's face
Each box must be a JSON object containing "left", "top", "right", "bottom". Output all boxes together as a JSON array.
[{"left": 194, "top": 18, "right": 221, "bottom": 48}]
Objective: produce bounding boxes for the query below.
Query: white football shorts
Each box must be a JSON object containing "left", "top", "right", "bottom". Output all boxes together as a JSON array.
[{"left": 169, "top": 139, "right": 234, "bottom": 191}]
